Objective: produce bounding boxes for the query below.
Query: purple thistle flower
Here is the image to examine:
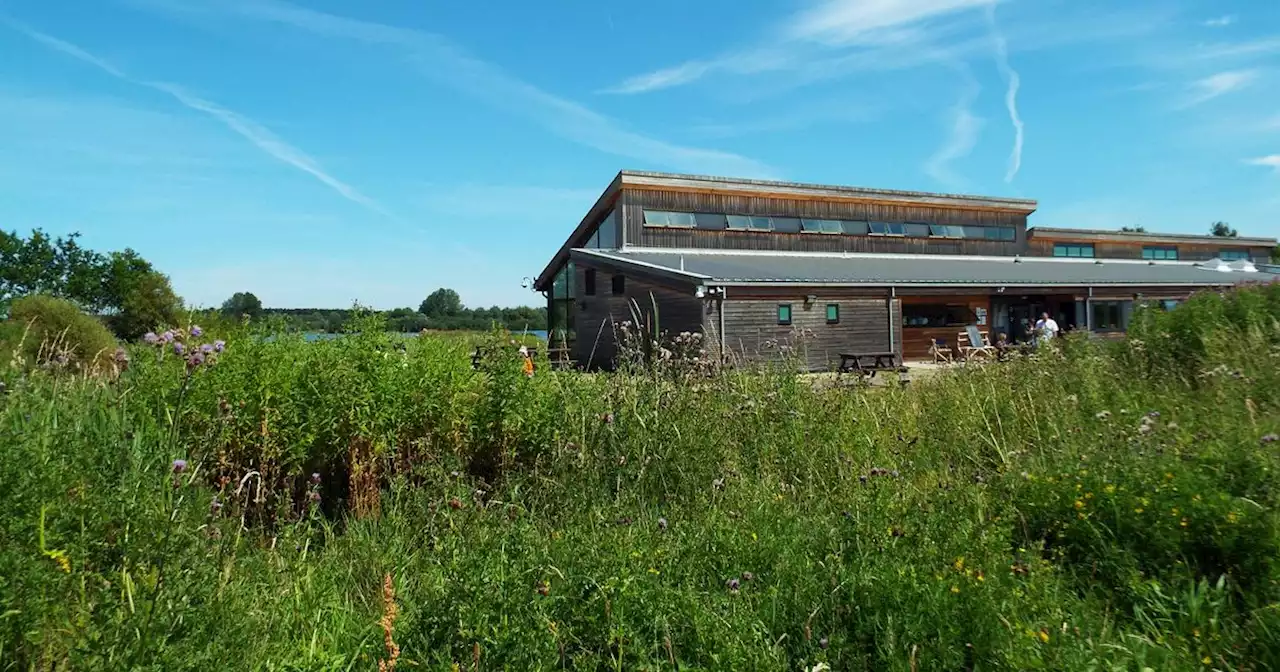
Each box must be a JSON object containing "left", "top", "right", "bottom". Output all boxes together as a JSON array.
[
  {"left": 173, "top": 342, "right": 185, "bottom": 356},
  {"left": 311, "top": 472, "right": 321, "bottom": 484},
  {"left": 201, "top": 343, "right": 214, "bottom": 354},
  {"left": 726, "top": 578, "right": 740, "bottom": 592},
  {"left": 1262, "top": 433, "right": 1279, "bottom": 445},
  {"left": 171, "top": 459, "right": 188, "bottom": 474},
  {"left": 309, "top": 491, "right": 321, "bottom": 503},
  {"left": 161, "top": 331, "right": 175, "bottom": 343},
  {"left": 190, "top": 325, "right": 203, "bottom": 337},
  {"left": 213, "top": 340, "right": 226, "bottom": 353},
  {"left": 143, "top": 332, "right": 159, "bottom": 344},
  {"left": 114, "top": 347, "right": 130, "bottom": 363},
  {"left": 187, "top": 351, "right": 206, "bottom": 368}
]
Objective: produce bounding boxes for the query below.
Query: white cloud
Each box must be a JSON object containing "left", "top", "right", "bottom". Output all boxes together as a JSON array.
[
  {"left": 1247, "top": 155, "right": 1280, "bottom": 171},
  {"left": 1180, "top": 70, "right": 1258, "bottom": 108},
  {"left": 986, "top": 2, "right": 1024, "bottom": 183},
  {"left": 604, "top": 61, "right": 716, "bottom": 95},
  {"left": 787, "top": 0, "right": 992, "bottom": 46},
  {"left": 1203, "top": 15, "right": 1236, "bottom": 28},
  {"left": 132, "top": 0, "right": 776, "bottom": 178},
  {"left": 7, "top": 20, "right": 393, "bottom": 218},
  {"left": 924, "top": 72, "right": 983, "bottom": 188}
]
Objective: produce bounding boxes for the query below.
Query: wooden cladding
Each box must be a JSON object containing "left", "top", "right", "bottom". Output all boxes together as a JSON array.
[
  {"left": 620, "top": 188, "right": 1025, "bottom": 257},
  {"left": 722, "top": 298, "right": 899, "bottom": 372},
  {"left": 571, "top": 262, "right": 705, "bottom": 370}
]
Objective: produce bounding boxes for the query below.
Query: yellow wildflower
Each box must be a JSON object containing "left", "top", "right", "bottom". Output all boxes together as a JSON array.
[
  {"left": 1203, "top": 656, "right": 1212, "bottom": 665},
  {"left": 1180, "top": 518, "right": 1189, "bottom": 528},
  {"left": 1135, "top": 508, "right": 1145, "bottom": 514},
  {"left": 953, "top": 557, "right": 965, "bottom": 571},
  {"left": 1038, "top": 630, "right": 1050, "bottom": 643},
  {"left": 1104, "top": 484, "right": 1116, "bottom": 494},
  {"left": 950, "top": 585, "right": 960, "bottom": 594},
  {"left": 648, "top": 567, "right": 660, "bottom": 575},
  {"left": 1227, "top": 511, "right": 1238, "bottom": 523},
  {"left": 1074, "top": 500, "right": 1085, "bottom": 510}
]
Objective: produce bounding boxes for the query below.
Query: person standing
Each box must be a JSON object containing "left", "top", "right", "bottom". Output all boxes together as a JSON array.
[{"left": 1033, "top": 312, "right": 1060, "bottom": 347}]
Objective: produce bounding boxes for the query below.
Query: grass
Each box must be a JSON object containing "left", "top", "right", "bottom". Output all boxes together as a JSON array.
[{"left": 2, "top": 290, "right": 1280, "bottom": 670}]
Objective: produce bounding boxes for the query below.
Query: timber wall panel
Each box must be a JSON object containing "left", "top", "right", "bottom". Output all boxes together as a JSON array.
[
  {"left": 722, "top": 298, "right": 899, "bottom": 371},
  {"left": 571, "top": 261, "right": 707, "bottom": 369},
  {"left": 620, "top": 188, "right": 1026, "bottom": 256}
]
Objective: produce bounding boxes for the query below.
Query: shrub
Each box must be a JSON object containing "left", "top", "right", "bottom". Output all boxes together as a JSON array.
[{"left": 4, "top": 294, "right": 118, "bottom": 372}]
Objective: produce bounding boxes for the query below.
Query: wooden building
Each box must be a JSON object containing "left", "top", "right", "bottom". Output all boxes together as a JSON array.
[{"left": 534, "top": 171, "right": 1277, "bottom": 370}]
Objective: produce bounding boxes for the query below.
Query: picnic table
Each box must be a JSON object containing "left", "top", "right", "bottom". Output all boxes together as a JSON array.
[{"left": 837, "top": 351, "right": 905, "bottom": 378}]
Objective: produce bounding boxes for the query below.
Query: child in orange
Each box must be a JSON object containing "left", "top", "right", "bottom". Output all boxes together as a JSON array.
[{"left": 519, "top": 346, "right": 535, "bottom": 377}]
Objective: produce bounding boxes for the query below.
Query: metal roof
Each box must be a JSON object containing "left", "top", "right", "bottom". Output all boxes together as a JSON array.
[{"left": 574, "top": 248, "right": 1272, "bottom": 288}]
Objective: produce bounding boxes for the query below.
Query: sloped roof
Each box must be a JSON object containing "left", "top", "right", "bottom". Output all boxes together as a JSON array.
[{"left": 573, "top": 248, "right": 1270, "bottom": 288}]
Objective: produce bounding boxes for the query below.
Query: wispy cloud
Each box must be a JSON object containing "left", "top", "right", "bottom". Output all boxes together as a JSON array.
[
  {"left": 1247, "top": 155, "right": 1280, "bottom": 172},
  {"left": 5, "top": 19, "right": 391, "bottom": 217},
  {"left": 787, "top": 0, "right": 991, "bottom": 46},
  {"left": 132, "top": 0, "right": 776, "bottom": 178},
  {"left": 925, "top": 70, "right": 983, "bottom": 188},
  {"left": 986, "top": 2, "right": 1024, "bottom": 183},
  {"left": 1180, "top": 69, "right": 1259, "bottom": 108},
  {"left": 1203, "top": 15, "right": 1236, "bottom": 28},
  {"left": 604, "top": 61, "right": 716, "bottom": 95}
]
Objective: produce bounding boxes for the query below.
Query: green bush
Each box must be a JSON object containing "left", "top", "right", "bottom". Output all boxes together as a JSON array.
[{"left": 4, "top": 294, "right": 118, "bottom": 371}]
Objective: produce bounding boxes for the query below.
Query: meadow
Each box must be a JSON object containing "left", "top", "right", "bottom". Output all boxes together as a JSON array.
[{"left": 2, "top": 287, "right": 1280, "bottom": 670}]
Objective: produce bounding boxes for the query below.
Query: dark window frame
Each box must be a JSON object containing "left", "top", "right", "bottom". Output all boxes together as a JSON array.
[
  {"left": 1220, "top": 249, "right": 1251, "bottom": 261},
  {"left": 777, "top": 304, "right": 792, "bottom": 326},
  {"left": 1142, "top": 246, "right": 1178, "bottom": 261},
  {"left": 826, "top": 303, "right": 839, "bottom": 324},
  {"left": 611, "top": 274, "right": 625, "bottom": 296},
  {"left": 868, "top": 221, "right": 907, "bottom": 236},
  {"left": 584, "top": 269, "right": 596, "bottom": 296},
  {"left": 801, "top": 218, "right": 844, "bottom": 235},
  {"left": 642, "top": 210, "right": 696, "bottom": 228},
  {"left": 1053, "top": 243, "right": 1096, "bottom": 258}
]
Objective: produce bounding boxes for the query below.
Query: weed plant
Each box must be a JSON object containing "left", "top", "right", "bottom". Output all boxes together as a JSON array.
[{"left": 2, "top": 287, "right": 1279, "bottom": 669}]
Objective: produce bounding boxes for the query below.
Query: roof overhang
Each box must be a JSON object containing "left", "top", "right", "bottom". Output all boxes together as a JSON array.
[
  {"left": 533, "top": 173, "right": 624, "bottom": 291},
  {"left": 619, "top": 170, "right": 1039, "bottom": 215}
]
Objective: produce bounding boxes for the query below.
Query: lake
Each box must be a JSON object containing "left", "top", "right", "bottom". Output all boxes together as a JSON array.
[{"left": 299, "top": 330, "right": 548, "bottom": 342}]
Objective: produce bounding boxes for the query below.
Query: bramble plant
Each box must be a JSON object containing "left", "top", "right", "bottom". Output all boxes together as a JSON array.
[{"left": 0, "top": 285, "right": 1279, "bottom": 669}]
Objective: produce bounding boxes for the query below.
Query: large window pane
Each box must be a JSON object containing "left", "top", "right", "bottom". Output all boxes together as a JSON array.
[
  {"left": 842, "top": 220, "right": 869, "bottom": 235},
  {"left": 801, "top": 218, "right": 843, "bottom": 234},
  {"left": 1220, "top": 249, "right": 1250, "bottom": 261},
  {"left": 726, "top": 215, "right": 751, "bottom": 230},
  {"left": 643, "top": 210, "right": 695, "bottom": 228},
  {"left": 772, "top": 217, "right": 801, "bottom": 233},
  {"left": 749, "top": 217, "right": 774, "bottom": 231},
  {"left": 695, "top": 213, "right": 726, "bottom": 229},
  {"left": 597, "top": 210, "right": 617, "bottom": 248}
]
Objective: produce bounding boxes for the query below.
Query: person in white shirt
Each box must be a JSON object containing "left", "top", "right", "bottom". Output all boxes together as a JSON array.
[{"left": 1033, "top": 312, "right": 1060, "bottom": 346}]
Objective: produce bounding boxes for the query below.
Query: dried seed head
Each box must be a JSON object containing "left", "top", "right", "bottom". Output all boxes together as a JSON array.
[{"left": 726, "top": 578, "right": 740, "bottom": 592}]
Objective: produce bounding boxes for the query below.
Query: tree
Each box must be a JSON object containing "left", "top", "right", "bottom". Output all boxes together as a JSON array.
[
  {"left": 221, "top": 291, "right": 264, "bottom": 320},
  {"left": 105, "top": 268, "right": 183, "bottom": 341},
  {"left": 419, "top": 288, "right": 463, "bottom": 318},
  {"left": 1210, "top": 221, "right": 1238, "bottom": 238},
  {"left": 1120, "top": 226, "right": 1147, "bottom": 233}
]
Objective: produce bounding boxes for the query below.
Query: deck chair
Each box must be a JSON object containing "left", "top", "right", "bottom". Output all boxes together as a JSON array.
[
  {"left": 958, "top": 326, "right": 997, "bottom": 362},
  {"left": 928, "top": 338, "right": 953, "bottom": 364}
]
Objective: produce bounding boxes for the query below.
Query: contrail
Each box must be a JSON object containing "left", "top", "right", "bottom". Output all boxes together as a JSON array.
[{"left": 986, "top": 2, "right": 1024, "bottom": 184}]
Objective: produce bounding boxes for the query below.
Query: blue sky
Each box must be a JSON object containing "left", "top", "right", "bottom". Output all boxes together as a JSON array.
[{"left": 2, "top": 0, "right": 1278, "bottom": 309}]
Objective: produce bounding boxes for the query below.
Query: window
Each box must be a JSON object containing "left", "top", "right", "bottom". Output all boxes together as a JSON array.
[
  {"left": 868, "top": 221, "right": 907, "bottom": 236},
  {"left": 826, "top": 304, "right": 839, "bottom": 324},
  {"left": 801, "top": 219, "right": 844, "bottom": 234},
  {"left": 902, "top": 304, "right": 978, "bottom": 328},
  {"left": 772, "top": 217, "right": 801, "bottom": 233},
  {"left": 1054, "top": 243, "right": 1095, "bottom": 258},
  {"left": 611, "top": 274, "right": 625, "bottom": 296},
  {"left": 584, "top": 269, "right": 596, "bottom": 296},
  {"left": 1220, "top": 249, "right": 1251, "bottom": 261},
  {"left": 903, "top": 222, "right": 931, "bottom": 238},
  {"left": 749, "top": 216, "right": 773, "bottom": 231},
  {"left": 777, "top": 304, "right": 792, "bottom": 325},
  {"left": 981, "top": 226, "right": 1016, "bottom": 241},
  {"left": 1160, "top": 300, "right": 1180, "bottom": 312},
  {"left": 726, "top": 215, "right": 751, "bottom": 231},
  {"left": 643, "top": 210, "right": 696, "bottom": 228},
  {"left": 1090, "top": 301, "right": 1126, "bottom": 331},
  {"left": 929, "top": 224, "right": 965, "bottom": 238},
  {"left": 597, "top": 210, "right": 617, "bottom": 248},
  {"left": 1142, "top": 246, "right": 1178, "bottom": 261},
  {"left": 841, "top": 220, "right": 870, "bottom": 235}
]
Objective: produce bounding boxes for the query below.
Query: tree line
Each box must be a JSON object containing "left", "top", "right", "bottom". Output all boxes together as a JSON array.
[
  {"left": 224, "top": 288, "right": 546, "bottom": 333},
  {"left": 2, "top": 229, "right": 547, "bottom": 339}
]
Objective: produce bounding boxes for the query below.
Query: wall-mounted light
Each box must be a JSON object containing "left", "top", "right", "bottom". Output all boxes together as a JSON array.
[
  {"left": 694, "top": 286, "right": 707, "bottom": 298},
  {"left": 805, "top": 294, "right": 817, "bottom": 306},
  {"left": 521, "top": 277, "right": 534, "bottom": 289}
]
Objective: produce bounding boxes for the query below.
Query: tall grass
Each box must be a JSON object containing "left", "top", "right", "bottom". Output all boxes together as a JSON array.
[{"left": 2, "top": 287, "right": 1280, "bottom": 670}]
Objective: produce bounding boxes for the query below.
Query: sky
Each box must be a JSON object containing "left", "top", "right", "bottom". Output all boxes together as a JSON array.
[{"left": 1, "top": 0, "right": 1278, "bottom": 310}]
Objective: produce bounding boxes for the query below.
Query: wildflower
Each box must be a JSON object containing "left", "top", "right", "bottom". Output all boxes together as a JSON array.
[
  {"left": 448, "top": 497, "right": 462, "bottom": 510},
  {"left": 536, "top": 580, "right": 549, "bottom": 596},
  {"left": 187, "top": 351, "right": 205, "bottom": 369},
  {"left": 200, "top": 343, "right": 214, "bottom": 354},
  {"left": 1138, "top": 423, "right": 1152, "bottom": 435},
  {"left": 213, "top": 340, "right": 226, "bottom": 353},
  {"left": 161, "top": 330, "right": 175, "bottom": 343},
  {"left": 311, "top": 472, "right": 322, "bottom": 484},
  {"left": 171, "top": 459, "right": 188, "bottom": 474},
  {"left": 818, "top": 636, "right": 829, "bottom": 650},
  {"left": 1134, "top": 507, "right": 1144, "bottom": 514},
  {"left": 726, "top": 578, "right": 740, "bottom": 593},
  {"left": 1261, "top": 433, "right": 1279, "bottom": 445},
  {"left": 1203, "top": 656, "right": 1212, "bottom": 665},
  {"left": 1038, "top": 629, "right": 1050, "bottom": 643},
  {"left": 657, "top": 517, "right": 668, "bottom": 532},
  {"left": 114, "top": 347, "right": 129, "bottom": 364},
  {"left": 143, "top": 332, "right": 159, "bottom": 344},
  {"left": 1095, "top": 411, "right": 1111, "bottom": 420},
  {"left": 953, "top": 557, "right": 965, "bottom": 571},
  {"left": 950, "top": 585, "right": 960, "bottom": 594},
  {"left": 740, "top": 571, "right": 754, "bottom": 582},
  {"left": 190, "top": 325, "right": 203, "bottom": 337},
  {"left": 1147, "top": 410, "right": 1160, "bottom": 418},
  {"left": 1227, "top": 511, "right": 1238, "bottom": 523},
  {"left": 309, "top": 491, "right": 321, "bottom": 503},
  {"left": 1180, "top": 518, "right": 1188, "bottom": 528},
  {"left": 1074, "top": 500, "right": 1085, "bottom": 510},
  {"left": 601, "top": 412, "right": 614, "bottom": 424},
  {"left": 210, "top": 498, "right": 223, "bottom": 514}
]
